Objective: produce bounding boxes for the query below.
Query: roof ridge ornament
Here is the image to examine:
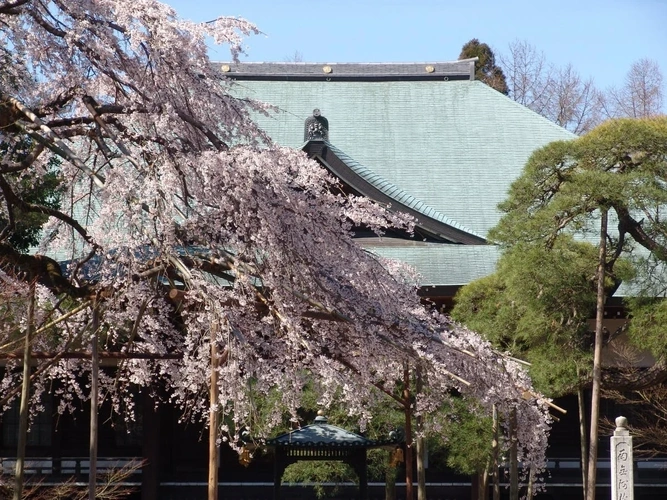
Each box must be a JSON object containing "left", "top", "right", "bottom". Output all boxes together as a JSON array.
[
  {"left": 304, "top": 108, "right": 329, "bottom": 141},
  {"left": 314, "top": 409, "right": 328, "bottom": 424}
]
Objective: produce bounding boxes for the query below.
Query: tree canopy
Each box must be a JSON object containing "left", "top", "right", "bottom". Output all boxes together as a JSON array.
[
  {"left": 454, "top": 116, "right": 667, "bottom": 392},
  {"left": 459, "top": 38, "right": 508, "bottom": 95},
  {"left": 0, "top": 0, "right": 550, "bottom": 473}
]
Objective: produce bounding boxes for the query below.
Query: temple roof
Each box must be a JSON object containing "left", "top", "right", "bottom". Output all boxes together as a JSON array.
[
  {"left": 267, "top": 416, "right": 381, "bottom": 448},
  {"left": 227, "top": 70, "right": 575, "bottom": 238},
  {"left": 220, "top": 62, "right": 576, "bottom": 289}
]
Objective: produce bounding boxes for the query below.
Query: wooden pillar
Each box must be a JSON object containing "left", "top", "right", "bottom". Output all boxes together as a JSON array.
[
  {"left": 578, "top": 385, "right": 588, "bottom": 498},
  {"left": 352, "top": 450, "right": 368, "bottom": 500},
  {"left": 416, "top": 365, "right": 426, "bottom": 500},
  {"left": 273, "top": 450, "right": 286, "bottom": 500},
  {"left": 470, "top": 475, "right": 479, "bottom": 500},
  {"left": 492, "top": 404, "right": 500, "bottom": 500}
]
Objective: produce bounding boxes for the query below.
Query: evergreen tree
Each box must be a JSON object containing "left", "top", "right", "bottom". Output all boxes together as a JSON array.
[
  {"left": 453, "top": 116, "right": 667, "bottom": 500},
  {"left": 459, "top": 39, "right": 508, "bottom": 94}
]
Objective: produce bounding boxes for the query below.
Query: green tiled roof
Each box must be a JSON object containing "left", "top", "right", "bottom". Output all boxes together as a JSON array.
[
  {"left": 320, "top": 141, "right": 483, "bottom": 240},
  {"left": 223, "top": 65, "right": 576, "bottom": 287},
  {"left": 230, "top": 77, "right": 575, "bottom": 237},
  {"left": 363, "top": 242, "right": 501, "bottom": 287}
]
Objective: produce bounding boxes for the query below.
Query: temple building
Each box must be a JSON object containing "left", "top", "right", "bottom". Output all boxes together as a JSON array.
[{"left": 2, "top": 60, "right": 665, "bottom": 500}]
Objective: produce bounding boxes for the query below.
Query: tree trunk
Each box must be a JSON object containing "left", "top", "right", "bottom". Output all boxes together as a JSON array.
[
  {"left": 586, "top": 209, "right": 608, "bottom": 500},
  {"left": 478, "top": 466, "right": 489, "bottom": 500},
  {"left": 88, "top": 300, "right": 100, "bottom": 500},
  {"left": 509, "top": 407, "right": 518, "bottom": 500},
  {"left": 577, "top": 385, "right": 588, "bottom": 499},
  {"left": 208, "top": 325, "right": 219, "bottom": 500},
  {"left": 492, "top": 404, "right": 500, "bottom": 500},
  {"left": 526, "top": 466, "right": 535, "bottom": 499},
  {"left": 13, "top": 284, "right": 35, "bottom": 500},
  {"left": 403, "top": 366, "right": 414, "bottom": 500}
]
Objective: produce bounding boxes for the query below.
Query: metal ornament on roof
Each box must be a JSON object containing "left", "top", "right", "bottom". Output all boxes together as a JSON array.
[{"left": 304, "top": 108, "right": 329, "bottom": 141}]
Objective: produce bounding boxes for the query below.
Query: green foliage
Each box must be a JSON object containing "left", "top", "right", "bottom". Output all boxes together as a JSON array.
[
  {"left": 459, "top": 38, "right": 508, "bottom": 95},
  {"left": 452, "top": 238, "right": 607, "bottom": 395},
  {"left": 440, "top": 398, "right": 493, "bottom": 475},
  {"left": 491, "top": 117, "right": 667, "bottom": 249},
  {"left": 0, "top": 139, "right": 62, "bottom": 252},
  {"left": 282, "top": 460, "right": 355, "bottom": 499},
  {"left": 626, "top": 295, "right": 667, "bottom": 359},
  {"left": 454, "top": 117, "right": 667, "bottom": 395},
  {"left": 496, "top": 118, "right": 667, "bottom": 360}
]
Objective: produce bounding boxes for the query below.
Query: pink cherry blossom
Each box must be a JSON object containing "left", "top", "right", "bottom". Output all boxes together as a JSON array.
[{"left": 0, "top": 0, "right": 551, "bottom": 476}]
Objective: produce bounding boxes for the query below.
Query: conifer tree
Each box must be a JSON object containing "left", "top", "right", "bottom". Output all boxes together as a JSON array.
[{"left": 459, "top": 39, "right": 509, "bottom": 94}]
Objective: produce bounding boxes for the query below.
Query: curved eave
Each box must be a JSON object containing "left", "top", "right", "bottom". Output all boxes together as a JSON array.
[{"left": 303, "top": 140, "right": 486, "bottom": 245}]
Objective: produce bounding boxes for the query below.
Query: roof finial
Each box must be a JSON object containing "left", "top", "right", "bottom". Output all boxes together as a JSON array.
[
  {"left": 304, "top": 108, "right": 329, "bottom": 141},
  {"left": 314, "top": 410, "right": 328, "bottom": 424}
]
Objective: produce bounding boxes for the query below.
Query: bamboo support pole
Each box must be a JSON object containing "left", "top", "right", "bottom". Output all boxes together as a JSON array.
[
  {"left": 586, "top": 208, "right": 608, "bottom": 500},
  {"left": 88, "top": 300, "right": 100, "bottom": 500},
  {"left": 208, "top": 323, "right": 219, "bottom": 500},
  {"left": 13, "top": 283, "right": 35, "bottom": 500},
  {"left": 492, "top": 404, "right": 500, "bottom": 500}
]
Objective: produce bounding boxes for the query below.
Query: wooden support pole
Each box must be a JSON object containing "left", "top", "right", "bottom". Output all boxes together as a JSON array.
[
  {"left": 403, "top": 366, "right": 414, "bottom": 500},
  {"left": 13, "top": 283, "right": 35, "bottom": 500},
  {"left": 492, "top": 404, "right": 500, "bottom": 500},
  {"left": 208, "top": 324, "right": 219, "bottom": 500},
  {"left": 586, "top": 208, "right": 608, "bottom": 500},
  {"left": 88, "top": 300, "right": 100, "bottom": 500},
  {"left": 509, "top": 407, "right": 518, "bottom": 500},
  {"left": 416, "top": 365, "right": 426, "bottom": 500},
  {"left": 578, "top": 385, "right": 589, "bottom": 498}
]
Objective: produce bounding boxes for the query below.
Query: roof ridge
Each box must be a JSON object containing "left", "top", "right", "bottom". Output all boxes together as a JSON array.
[
  {"left": 218, "top": 59, "right": 478, "bottom": 65},
  {"left": 215, "top": 61, "right": 475, "bottom": 81}
]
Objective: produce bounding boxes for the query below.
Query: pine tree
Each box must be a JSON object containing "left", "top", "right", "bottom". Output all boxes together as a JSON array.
[{"left": 459, "top": 39, "right": 508, "bottom": 94}]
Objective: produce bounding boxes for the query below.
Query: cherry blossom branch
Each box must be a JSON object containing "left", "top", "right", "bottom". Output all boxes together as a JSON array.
[
  {"left": 6, "top": 95, "right": 106, "bottom": 186},
  {"left": 0, "top": 143, "right": 45, "bottom": 173},
  {"left": 0, "top": 0, "right": 31, "bottom": 14},
  {"left": 0, "top": 174, "right": 95, "bottom": 246}
]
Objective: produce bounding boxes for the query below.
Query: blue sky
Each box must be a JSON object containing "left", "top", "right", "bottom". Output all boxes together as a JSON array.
[{"left": 163, "top": 0, "right": 666, "bottom": 94}]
